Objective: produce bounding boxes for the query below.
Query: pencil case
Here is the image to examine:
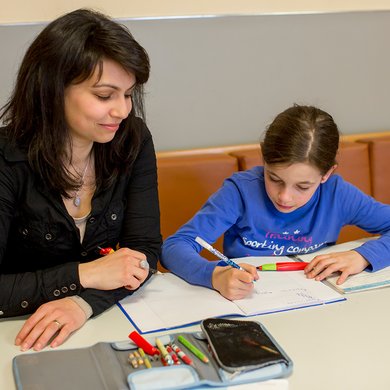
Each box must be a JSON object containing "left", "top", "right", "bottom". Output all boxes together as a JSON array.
[{"left": 13, "top": 319, "right": 293, "bottom": 390}]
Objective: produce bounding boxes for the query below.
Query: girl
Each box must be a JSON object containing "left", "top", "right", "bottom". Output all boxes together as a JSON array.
[
  {"left": 161, "top": 105, "right": 390, "bottom": 300},
  {"left": 0, "top": 9, "right": 161, "bottom": 350}
]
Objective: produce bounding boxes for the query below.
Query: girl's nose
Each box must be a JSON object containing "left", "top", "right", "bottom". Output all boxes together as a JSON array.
[{"left": 278, "top": 188, "right": 292, "bottom": 203}]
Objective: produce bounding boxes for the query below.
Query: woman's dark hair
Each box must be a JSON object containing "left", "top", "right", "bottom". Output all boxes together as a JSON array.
[
  {"left": 261, "top": 104, "right": 339, "bottom": 175},
  {"left": 0, "top": 8, "right": 150, "bottom": 196}
]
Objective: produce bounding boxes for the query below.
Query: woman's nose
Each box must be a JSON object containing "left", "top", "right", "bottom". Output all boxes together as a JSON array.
[{"left": 111, "top": 97, "right": 132, "bottom": 119}]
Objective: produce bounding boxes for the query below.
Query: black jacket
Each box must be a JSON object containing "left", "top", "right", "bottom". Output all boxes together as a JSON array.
[{"left": 0, "top": 123, "right": 162, "bottom": 317}]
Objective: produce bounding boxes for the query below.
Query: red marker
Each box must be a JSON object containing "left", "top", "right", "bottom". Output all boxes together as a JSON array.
[
  {"left": 257, "top": 262, "right": 309, "bottom": 271},
  {"left": 171, "top": 343, "right": 194, "bottom": 366},
  {"left": 166, "top": 345, "right": 181, "bottom": 365},
  {"left": 128, "top": 331, "right": 160, "bottom": 357}
]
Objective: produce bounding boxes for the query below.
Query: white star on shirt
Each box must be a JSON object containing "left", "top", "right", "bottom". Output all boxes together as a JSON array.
[
  {"left": 294, "top": 230, "right": 300, "bottom": 234},
  {"left": 282, "top": 231, "right": 289, "bottom": 235}
]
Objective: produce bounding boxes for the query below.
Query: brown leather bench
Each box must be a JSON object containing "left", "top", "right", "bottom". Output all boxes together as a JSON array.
[
  {"left": 157, "top": 152, "right": 238, "bottom": 268},
  {"left": 357, "top": 136, "right": 390, "bottom": 204}
]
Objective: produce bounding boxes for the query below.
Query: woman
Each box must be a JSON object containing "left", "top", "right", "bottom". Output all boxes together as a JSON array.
[{"left": 0, "top": 9, "right": 161, "bottom": 351}]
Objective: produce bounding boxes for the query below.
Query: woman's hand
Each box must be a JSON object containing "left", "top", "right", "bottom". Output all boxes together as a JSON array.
[
  {"left": 78, "top": 247, "right": 149, "bottom": 291},
  {"left": 211, "top": 263, "right": 259, "bottom": 300},
  {"left": 15, "top": 297, "right": 87, "bottom": 352},
  {"left": 304, "top": 250, "right": 369, "bottom": 285}
]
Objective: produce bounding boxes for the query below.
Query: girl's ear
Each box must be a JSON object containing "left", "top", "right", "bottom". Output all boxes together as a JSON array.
[{"left": 320, "top": 165, "right": 337, "bottom": 183}]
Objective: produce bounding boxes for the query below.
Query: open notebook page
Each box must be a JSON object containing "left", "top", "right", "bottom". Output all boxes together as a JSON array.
[
  {"left": 118, "top": 256, "right": 344, "bottom": 334},
  {"left": 296, "top": 237, "right": 390, "bottom": 293}
]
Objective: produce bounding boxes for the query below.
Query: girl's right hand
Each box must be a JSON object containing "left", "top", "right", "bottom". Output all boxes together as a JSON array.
[
  {"left": 78, "top": 247, "right": 149, "bottom": 290},
  {"left": 211, "top": 263, "right": 258, "bottom": 300}
]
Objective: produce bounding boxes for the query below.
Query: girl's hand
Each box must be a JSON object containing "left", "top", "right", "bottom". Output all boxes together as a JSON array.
[
  {"left": 211, "top": 263, "right": 259, "bottom": 300},
  {"left": 79, "top": 247, "right": 149, "bottom": 290},
  {"left": 15, "top": 297, "right": 87, "bottom": 352},
  {"left": 304, "top": 250, "right": 369, "bottom": 285}
]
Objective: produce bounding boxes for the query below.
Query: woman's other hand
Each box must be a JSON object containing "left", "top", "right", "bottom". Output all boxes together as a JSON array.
[
  {"left": 79, "top": 247, "right": 149, "bottom": 290},
  {"left": 15, "top": 297, "right": 87, "bottom": 351}
]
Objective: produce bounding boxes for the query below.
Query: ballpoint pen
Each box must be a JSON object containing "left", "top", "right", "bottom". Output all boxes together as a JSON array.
[
  {"left": 257, "top": 262, "right": 309, "bottom": 271},
  {"left": 195, "top": 237, "right": 243, "bottom": 270},
  {"left": 195, "top": 236, "right": 256, "bottom": 285}
]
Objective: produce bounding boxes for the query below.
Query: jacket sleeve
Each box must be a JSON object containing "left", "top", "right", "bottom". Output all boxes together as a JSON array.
[
  {"left": 78, "top": 125, "right": 162, "bottom": 316},
  {"left": 338, "top": 178, "right": 390, "bottom": 271},
  {"left": 0, "top": 263, "right": 83, "bottom": 317}
]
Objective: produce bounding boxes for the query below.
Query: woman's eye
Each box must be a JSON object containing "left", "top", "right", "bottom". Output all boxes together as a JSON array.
[{"left": 96, "top": 95, "right": 111, "bottom": 100}]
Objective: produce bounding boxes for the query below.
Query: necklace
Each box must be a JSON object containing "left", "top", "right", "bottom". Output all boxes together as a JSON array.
[{"left": 73, "top": 154, "right": 91, "bottom": 208}]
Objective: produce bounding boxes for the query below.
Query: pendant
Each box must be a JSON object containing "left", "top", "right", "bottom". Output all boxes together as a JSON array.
[{"left": 73, "top": 196, "right": 81, "bottom": 207}]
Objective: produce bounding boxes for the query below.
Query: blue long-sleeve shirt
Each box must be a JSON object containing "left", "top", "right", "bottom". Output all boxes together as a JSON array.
[{"left": 161, "top": 166, "right": 390, "bottom": 288}]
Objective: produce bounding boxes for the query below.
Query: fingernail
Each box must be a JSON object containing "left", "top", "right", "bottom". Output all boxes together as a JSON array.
[
  {"left": 15, "top": 338, "right": 21, "bottom": 346},
  {"left": 51, "top": 342, "right": 57, "bottom": 348},
  {"left": 33, "top": 343, "right": 42, "bottom": 351},
  {"left": 21, "top": 343, "right": 29, "bottom": 352}
]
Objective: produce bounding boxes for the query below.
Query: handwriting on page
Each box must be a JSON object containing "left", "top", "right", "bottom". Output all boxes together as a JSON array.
[{"left": 234, "top": 272, "right": 336, "bottom": 315}]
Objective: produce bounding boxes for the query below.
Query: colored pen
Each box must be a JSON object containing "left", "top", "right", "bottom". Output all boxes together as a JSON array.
[
  {"left": 166, "top": 345, "right": 181, "bottom": 365},
  {"left": 171, "top": 343, "right": 194, "bottom": 366},
  {"left": 99, "top": 246, "right": 157, "bottom": 274},
  {"left": 155, "top": 337, "right": 174, "bottom": 366},
  {"left": 128, "top": 331, "right": 160, "bottom": 357},
  {"left": 257, "top": 262, "right": 309, "bottom": 271},
  {"left": 138, "top": 348, "right": 152, "bottom": 369},
  {"left": 178, "top": 335, "right": 209, "bottom": 364},
  {"left": 195, "top": 236, "right": 243, "bottom": 270}
]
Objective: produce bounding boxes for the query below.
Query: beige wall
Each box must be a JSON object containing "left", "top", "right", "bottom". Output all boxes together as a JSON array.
[{"left": 2, "top": 0, "right": 390, "bottom": 24}]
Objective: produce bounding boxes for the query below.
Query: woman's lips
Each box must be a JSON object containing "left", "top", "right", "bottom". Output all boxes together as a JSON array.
[{"left": 100, "top": 123, "right": 120, "bottom": 131}]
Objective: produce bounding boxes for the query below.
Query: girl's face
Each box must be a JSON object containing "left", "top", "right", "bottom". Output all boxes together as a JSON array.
[
  {"left": 264, "top": 162, "right": 335, "bottom": 213},
  {"left": 64, "top": 59, "right": 136, "bottom": 145}
]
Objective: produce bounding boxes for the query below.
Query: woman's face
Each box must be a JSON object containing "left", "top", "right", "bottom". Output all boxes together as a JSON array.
[
  {"left": 264, "top": 162, "right": 335, "bottom": 213},
  {"left": 64, "top": 59, "right": 136, "bottom": 145}
]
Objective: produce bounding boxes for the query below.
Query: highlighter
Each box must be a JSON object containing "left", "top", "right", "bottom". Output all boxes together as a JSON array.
[
  {"left": 257, "top": 262, "right": 309, "bottom": 271},
  {"left": 128, "top": 331, "right": 160, "bottom": 357}
]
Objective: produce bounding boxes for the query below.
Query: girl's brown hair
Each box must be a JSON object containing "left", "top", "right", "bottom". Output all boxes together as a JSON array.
[{"left": 261, "top": 104, "right": 339, "bottom": 175}]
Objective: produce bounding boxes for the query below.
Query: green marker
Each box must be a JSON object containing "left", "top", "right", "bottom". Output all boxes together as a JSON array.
[{"left": 178, "top": 335, "right": 209, "bottom": 363}]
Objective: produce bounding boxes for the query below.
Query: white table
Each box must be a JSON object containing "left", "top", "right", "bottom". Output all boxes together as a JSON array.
[{"left": 2, "top": 287, "right": 390, "bottom": 389}]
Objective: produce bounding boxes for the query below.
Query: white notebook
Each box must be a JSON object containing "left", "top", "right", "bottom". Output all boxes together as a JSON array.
[
  {"left": 296, "top": 237, "right": 390, "bottom": 294},
  {"left": 118, "top": 256, "right": 344, "bottom": 333}
]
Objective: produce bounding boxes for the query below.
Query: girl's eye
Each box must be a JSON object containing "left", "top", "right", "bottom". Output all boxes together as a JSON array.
[
  {"left": 269, "top": 176, "right": 282, "bottom": 183},
  {"left": 125, "top": 94, "right": 132, "bottom": 99},
  {"left": 297, "top": 186, "right": 310, "bottom": 191}
]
